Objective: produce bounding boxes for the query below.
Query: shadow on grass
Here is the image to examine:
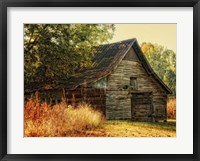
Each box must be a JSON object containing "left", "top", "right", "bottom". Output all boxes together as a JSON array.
[
  {"left": 141, "top": 120, "right": 176, "bottom": 131},
  {"left": 106, "top": 120, "right": 176, "bottom": 131}
]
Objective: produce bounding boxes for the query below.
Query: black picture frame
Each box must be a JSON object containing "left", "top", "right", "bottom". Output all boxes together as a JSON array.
[{"left": 0, "top": 0, "right": 199, "bottom": 160}]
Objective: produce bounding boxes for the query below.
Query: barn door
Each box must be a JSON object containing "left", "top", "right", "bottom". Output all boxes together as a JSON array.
[{"left": 131, "top": 92, "right": 153, "bottom": 121}]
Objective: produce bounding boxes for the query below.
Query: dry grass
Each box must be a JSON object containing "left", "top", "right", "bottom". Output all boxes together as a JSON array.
[
  {"left": 167, "top": 98, "right": 176, "bottom": 119},
  {"left": 24, "top": 96, "right": 104, "bottom": 137},
  {"left": 24, "top": 95, "right": 176, "bottom": 137}
]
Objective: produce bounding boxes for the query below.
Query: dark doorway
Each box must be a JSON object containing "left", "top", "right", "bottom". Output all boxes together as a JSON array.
[{"left": 131, "top": 92, "right": 153, "bottom": 121}]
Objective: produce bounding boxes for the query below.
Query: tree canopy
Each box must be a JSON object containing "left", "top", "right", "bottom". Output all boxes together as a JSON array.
[
  {"left": 141, "top": 42, "right": 176, "bottom": 95},
  {"left": 24, "top": 24, "right": 115, "bottom": 84}
]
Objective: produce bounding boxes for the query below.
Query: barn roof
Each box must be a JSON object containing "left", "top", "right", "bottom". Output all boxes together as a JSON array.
[
  {"left": 25, "top": 38, "right": 172, "bottom": 94},
  {"left": 64, "top": 38, "right": 172, "bottom": 94}
]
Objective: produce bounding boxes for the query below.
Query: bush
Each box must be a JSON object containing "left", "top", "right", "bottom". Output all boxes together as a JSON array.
[
  {"left": 24, "top": 96, "right": 104, "bottom": 137},
  {"left": 167, "top": 98, "right": 176, "bottom": 119}
]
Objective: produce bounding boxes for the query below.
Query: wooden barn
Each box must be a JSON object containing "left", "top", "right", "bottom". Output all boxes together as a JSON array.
[{"left": 25, "top": 38, "right": 172, "bottom": 122}]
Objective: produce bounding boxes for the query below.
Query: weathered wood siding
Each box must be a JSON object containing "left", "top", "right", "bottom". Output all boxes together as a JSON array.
[
  {"left": 106, "top": 47, "right": 167, "bottom": 121},
  {"left": 65, "top": 88, "right": 106, "bottom": 115},
  {"left": 91, "top": 77, "right": 107, "bottom": 89},
  {"left": 26, "top": 87, "right": 106, "bottom": 115}
]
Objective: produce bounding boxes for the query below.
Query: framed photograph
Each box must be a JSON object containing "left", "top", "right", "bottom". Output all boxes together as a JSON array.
[{"left": 0, "top": 0, "right": 199, "bottom": 160}]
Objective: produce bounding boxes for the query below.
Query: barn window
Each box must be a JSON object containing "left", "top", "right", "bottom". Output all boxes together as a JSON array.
[{"left": 130, "top": 77, "right": 138, "bottom": 90}]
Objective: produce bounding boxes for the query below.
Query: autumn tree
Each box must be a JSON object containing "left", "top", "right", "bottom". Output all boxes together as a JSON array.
[
  {"left": 24, "top": 24, "right": 115, "bottom": 84},
  {"left": 141, "top": 42, "right": 176, "bottom": 95}
]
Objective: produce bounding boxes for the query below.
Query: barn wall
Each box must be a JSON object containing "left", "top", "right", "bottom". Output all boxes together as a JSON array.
[
  {"left": 65, "top": 88, "right": 106, "bottom": 115},
  {"left": 106, "top": 47, "right": 167, "bottom": 120},
  {"left": 91, "top": 77, "right": 107, "bottom": 89},
  {"left": 25, "top": 87, "right": 106, "bottom": 115}
]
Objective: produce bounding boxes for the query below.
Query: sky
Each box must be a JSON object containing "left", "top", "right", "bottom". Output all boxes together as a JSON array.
[{"left": 109, "top": 24, "right": 176, "bottom": 52}]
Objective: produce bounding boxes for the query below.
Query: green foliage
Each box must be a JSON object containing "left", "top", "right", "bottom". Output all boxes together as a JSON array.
[
  {"left": 141, "top": 42, "right": 176, "bottom": 95},
  {"left": 24, "top": 24, "right": 115, "bottom": 84}
]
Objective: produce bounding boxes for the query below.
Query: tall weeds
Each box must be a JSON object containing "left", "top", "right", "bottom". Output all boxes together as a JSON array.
[
  {"left": 24, "top": 95, "right": 104, "bottom": 137},
  {"left": 167, "top": 98, "right": 176, "bottom": 119}
]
